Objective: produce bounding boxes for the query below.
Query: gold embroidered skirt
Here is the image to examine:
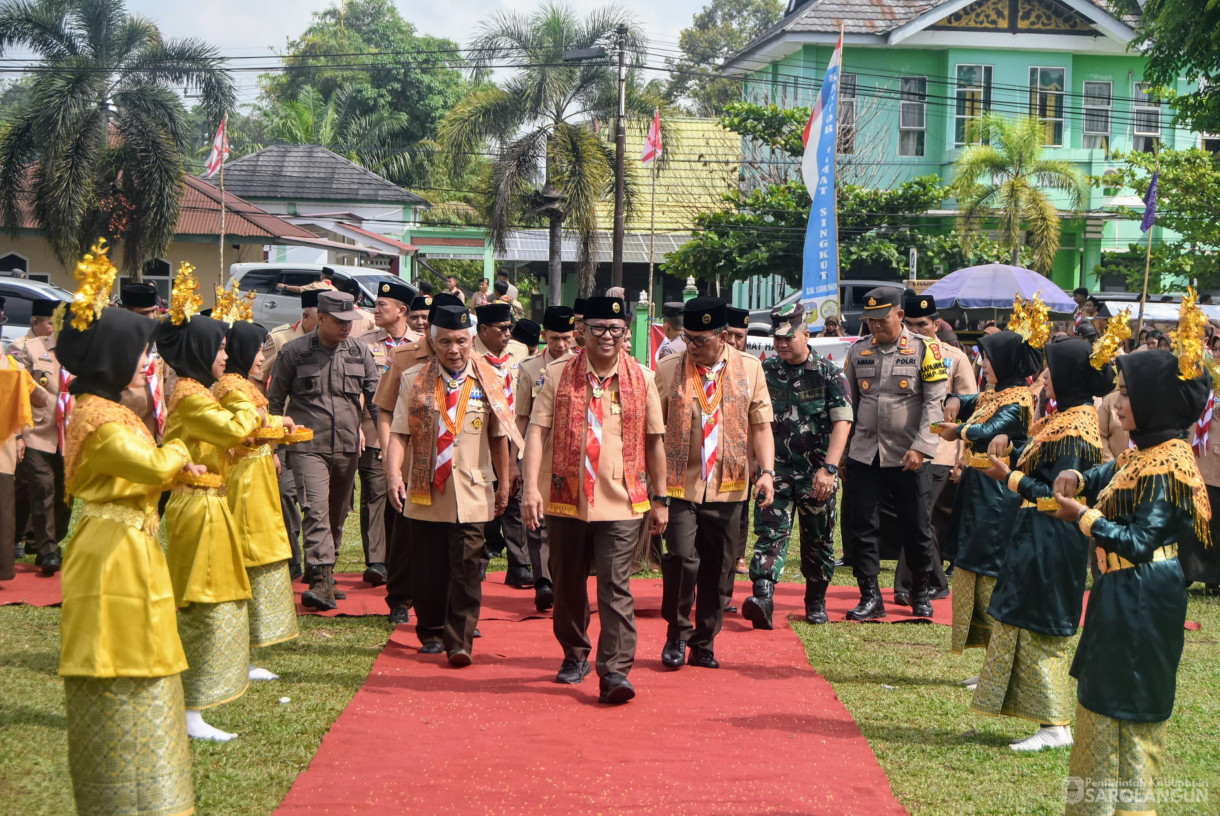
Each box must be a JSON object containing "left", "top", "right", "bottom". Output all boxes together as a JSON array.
[
  {"left": 1066, "top": 704, "right": 1168, "bottom": 816},
  {"left": 247, "top": 561, "right": 299, "bottom": 648},
  {"left": 177, "top": 600, "right": 249, "bottom": 710},
  {"left": 951, "top": 569, "right": 996, "bottom": 655},
  {"left": 64, "top": 675, "right": 194, "bottom": 816},
  {"left": 970, "top": 622, "right": 1076, "bottom": 726}
]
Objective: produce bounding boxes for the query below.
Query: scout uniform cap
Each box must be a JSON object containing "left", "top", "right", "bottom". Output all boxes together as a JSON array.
[
  {"left": 120, "top": 282, "right": 158, "bottom": 308},
  {"left": 31, "top": 298, "right": 58, "bottom": 317},
  {"left": 428, "top": 292, "right": 463, "bottom": 320},
  {"left": 300, "top": 289, "right": 321, "bottom": 309},
  {"left": 770, "top": 302, "right": 806, "bottom": 338},
  {"left": 317, "top": 291, "right": 361, "bottom": 321},
  {"left": 727, "top": 306, "right": 750, "bottom": 330},
  {"left": 903, "top": 290, "right": 937, "bottom": 319},
  {"left": 662, "top": 301, "right": 685, "bottom": 319},
  {"left": 409, "top": 294, "right": 433, "bottom": 312},
  {"left": 475, "top": 302, "right": 512, "bottom": 324},
  {"left": 512, "top": 318, "right": 540, "bottom": 347},
  {"left": 431, "top": 304, "right": 471, "bottom": 330},
  {"left": 542, "top": 305, "right": 577, "bottom": 333},
  {"left": 377, "top": 280, "right": 414, "bottom": 304},
  {"left": 573, "top": 298, "right": 588, "bottom": 317},
  {"left": 862, "top": 287, "right": 901, "bottom": 319},
  {"left": 583, "top": 297, "right": 628, "bottom": 321},
  {"left": 684, "top": 296, "right": 728, "bottom": 330}
]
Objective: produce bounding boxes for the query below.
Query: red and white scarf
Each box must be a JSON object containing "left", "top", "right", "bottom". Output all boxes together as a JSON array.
[
  {"left": 56, "top": 369, "right": 73, "bottom": 451},
  {"left": 146, "top": 358, "right": 165, "bottom": 436},
  {"left": 484, "top": 352, "right": 514, "bottom": 411},
  {"left": 1193, "top": 392, "right": 1216, "bottom": 457}
]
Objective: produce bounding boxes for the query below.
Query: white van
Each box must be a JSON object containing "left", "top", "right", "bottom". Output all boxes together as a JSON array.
[{"left": 228, "top": 264, "right": 417, "bottom": 329}]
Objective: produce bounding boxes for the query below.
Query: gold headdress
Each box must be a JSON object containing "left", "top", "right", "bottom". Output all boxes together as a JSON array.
[
  {"left": 213, "top": 282, "right": 255, "bottom": 324},
  {"left": 1170, "top": 286, "right": 1208, "bottom": 380},
  {"left": 1007, "top": 292, "right": 1051, "bottom": 350},
  {"left": 1090, "top": 308, "right": 1132, "bottom": 370},
  {"left": 168, "top": 262, "right": 203, "bottom": 326},
  {"left": 60, "top": 239, "right": 119, "bottom": 332}
]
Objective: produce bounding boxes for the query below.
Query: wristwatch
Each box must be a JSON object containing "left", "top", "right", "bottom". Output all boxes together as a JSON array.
[
  {"left": 760, "top": 469, "right": 776, "bottom": 478},
  {"left": 650, "top": 494, "right": 670, "bottom": 507},
  {"left": 821, "top": 463, "right": 839, "bottom": 476}
]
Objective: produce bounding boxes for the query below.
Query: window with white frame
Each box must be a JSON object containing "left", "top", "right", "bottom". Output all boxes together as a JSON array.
[
  {"left": 1133, "top": 82, "right": 1161, "bottom": 153},
  {"left": 1082, "top": 81, "right": 1112, "bottom": 150},
  {"left": 838, "top": 72, "right": 857, "bottom": 154},
  {"left": 956, "top": 64, "right": 993, "bottom": 145},
  {"left": 899, "top": 76, "right": 927, "bottom": 157},
  {"left": 1028, "top": 67, "right": 1065, "bottom": 146}
]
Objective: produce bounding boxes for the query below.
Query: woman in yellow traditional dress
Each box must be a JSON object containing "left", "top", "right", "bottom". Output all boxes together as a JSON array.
[
  {"left": 158, "top": 309, "right": 264, "bottom": 742},
  {"left": 57, "top": 282, "right": 206, "bottom": 815},
  {"left": 213, "top": 319, "right": 299, "bottom": 681}
]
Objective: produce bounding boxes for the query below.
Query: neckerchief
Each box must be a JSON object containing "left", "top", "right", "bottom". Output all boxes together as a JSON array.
[{"left": 664, "top": 348, "right": 748, "bottom": 498}]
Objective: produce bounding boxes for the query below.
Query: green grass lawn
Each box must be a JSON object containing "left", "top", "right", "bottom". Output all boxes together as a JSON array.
[{"left": 2, "top": 498, "right": 1218, "bottom": 815}]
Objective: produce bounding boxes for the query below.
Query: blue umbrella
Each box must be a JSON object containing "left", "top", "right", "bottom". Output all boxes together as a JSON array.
[{"left": 923, "top": 264, "right": 1076, "bottom": 314}]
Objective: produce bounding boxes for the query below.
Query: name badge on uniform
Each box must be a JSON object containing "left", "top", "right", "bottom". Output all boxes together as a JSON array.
[{"left": 470, "top": 386, "right": 485, "bottom": 400}]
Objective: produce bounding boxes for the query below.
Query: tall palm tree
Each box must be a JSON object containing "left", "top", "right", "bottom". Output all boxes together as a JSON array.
[
  {"left": 440, "top": 1, "right": 662, "bottom": 301},
  {"left": 0, "top": 0, "right": 234, "bottom": 275},
  {"left": 952, "top": 113, "right": 1087, "bottom": 275}
]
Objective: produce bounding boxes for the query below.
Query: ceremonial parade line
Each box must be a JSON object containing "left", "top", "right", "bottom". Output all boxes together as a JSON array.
[{"left": 274, "top": 577, "right": 910, "bottom": 816}]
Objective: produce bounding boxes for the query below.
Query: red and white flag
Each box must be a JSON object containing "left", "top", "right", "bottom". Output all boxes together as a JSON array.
[
  {"left": 641, "top": 109, "right": 663, "bottom": 165},
  {"left": 649, "top": 323, "right": 666, "bottom": 370},
  {"left": 205, "top": 114, "right": 229, "bottom": 178},
  {"left": 800, "top": 31, "right": 843, "bottom": 195}
]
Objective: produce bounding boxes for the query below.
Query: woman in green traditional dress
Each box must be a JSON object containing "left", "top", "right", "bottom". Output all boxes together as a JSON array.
[
  {"left": 938, "top": 329, "right": 1040, "bottom": 680},
  {"left": 1052, "top": 348, "right": 1208, "bottom": 816},
  {"left": 973, "top": 337, "right": 1115, "bottom": 751}
]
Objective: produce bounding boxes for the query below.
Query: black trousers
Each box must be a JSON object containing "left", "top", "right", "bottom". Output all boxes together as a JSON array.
[
  {"left": 19, "top": 449, "right": 68, "bottom": 558},
  {"left": 527, "top": 517, "right": 551, "bottom": 585},
  {"left": 720, "top": 501, "right": 750, "bottom": 606},
  {"left": 485, "top": 486, "right": 530, "bottom": 574},
  {"left": 847, "top": 457, "right": 935, "bottom": 581},
  {"left": 410, "top": 519, "right": 485, "bottom": 654},
  {"left": 895, "top": 463, "right": 951, "bottom": 595},
  {"left": 0, "top": 473, "right": 14, "bottom": 580},
  {"left": 661, "top": 499, "right": 743, "bottom": 649},
  {"left": 385, "top": 509, "right": 413, "bottom": 610},
  {"left": 357, "top": 447, "right": 390, "bottom": 566}
]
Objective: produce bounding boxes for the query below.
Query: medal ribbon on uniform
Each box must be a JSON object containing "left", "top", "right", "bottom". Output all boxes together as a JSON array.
[
  {"left": 146, "top": 359, "right": 165, "bottom": 436},
  {"left": 432, "top": 373, "right": 476, "bottom": 493},
  {"left": 696, "top": 360, "right": 726, "bottom": 481},
  {"left": 584, "top": 372, "right": 613, "bottom": 505},
  {"left": 56, "top": 368, "right": 73, "bottom": 451},
  {"left": 485, "top": 352, "right": 513, "bottom": 410},
  {"left": 1194, "top": 392, "right": 1216, "bottom": 457}
]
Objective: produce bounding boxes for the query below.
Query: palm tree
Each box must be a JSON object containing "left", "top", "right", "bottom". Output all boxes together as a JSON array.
[
  {"left": 952, "top": 113, "right": 1087, "bottom": 275},
  {"left": 439, "top": 1, "right": 663, "bottom": 301},
  {"left": 0, "top": 0, "right": 234, "bottom": 275}
]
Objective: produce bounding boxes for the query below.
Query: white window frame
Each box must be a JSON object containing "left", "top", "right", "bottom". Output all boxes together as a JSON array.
[
  {"left": 1028, "top": 66, "right": 1066, "bottom": 147},
  {"left": 1082, "top": 81, "right": 1112, "bottom": 150},
  {"left": 0, "top": 251, "right": 28, "bottom": 274},
  {"left": 838, "top": 72, "right": 857, "bottom": 155},
  {"left": 899, "top": 76, "right": 927, "bottom": 157},
  {"left": 1133, "top": 82, "right": 1162, "bottom": 153},
  {"left": 955, "top": 64, "right": 993, "bottom": 146}
]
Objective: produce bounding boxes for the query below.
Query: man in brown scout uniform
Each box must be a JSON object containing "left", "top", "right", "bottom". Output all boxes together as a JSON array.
[
  {"left": 385, "top": 304, "right": 521, "bottom": 665},
  {"left": 655, "top": 296, "right": 776, "bottom": 670},
  {"left": 406, "top": 293, "right": 431, "bottom": 339},
  {"left": 522, "top": 296, "right": 667, "bottom": 704},
  {"left": 723, "top": 305, "right": 752, "bottom": 604},
  {"left": 515, "top": 306, "right": 577, "bottom": 612}
]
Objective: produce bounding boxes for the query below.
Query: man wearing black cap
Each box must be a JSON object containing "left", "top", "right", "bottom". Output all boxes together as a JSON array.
[
  {"left": 657, "top": 302, "right": 687, "bottom": 361},
  {"left": 268, "top": 291, "right": 381, "bottom": 610},
  {"left": 722, "top": 305, "right": 752, "bottom": 598},
  {"left": 8, "top": 299, "right": 69, "bottom": 574},
  {"left": 841, "top": 287, "right": 948, "bottom": 620},
  {"left": 118, "top": 282, "right": 170, "bottom": 440},
  {"left": 120, "top": 281, "right": 161, "bottom": 317},
  {"left": 407, "top": 294, "right": 432, "bottom": 339},
  {"left": 655, "top": 296, "right": 775, "bottom": 669},
  {"left": 511, "top": 319, "right": 540, "bottom": 355},
  {"left": 515, "top": 306, "right": 577, "bottom": 611}
]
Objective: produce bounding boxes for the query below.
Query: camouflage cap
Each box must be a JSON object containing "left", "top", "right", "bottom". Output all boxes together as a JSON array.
[{"left": 770, "top": 302, "right": 806, "bottom": 338}]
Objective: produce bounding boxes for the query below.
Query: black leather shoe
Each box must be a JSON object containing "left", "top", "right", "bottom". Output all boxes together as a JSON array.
[
  {"left": 661, "top": 638, "right": 687, "bottom": 669},
  {"left": 688, "top": 646, "right": 720, "bottom": 669},
  {"left": 388, "top": 606, "right": 411, "bottom": 625},
  {"left": 846, "top": 576, "right": 886, "bottom": 621},
  {"left": 448, "top": 649, "right": 472, "bottom": 667},
  {"left": 742, "top": 578, "right": 775, "bottom": 630},
  {"left": 505, "top": 566, "right": 534, "bottom": 588},
  {"left": 910, "top": 573, "right": 934, "bottom": 618},
  {"left": 555, "top": 659, "right": 592, "bottom": 685},
  {"left": 39, "top": 552, "right": 62, "bottom": 576},
  {"left": 420, "top": 641, "right": 443, "bottom": 654},
  {"left": 363, "top": 563, "right": 388, "bottom": 586},
  {"left": 724, "top": 602, "right": 738, "bottom": 614},
  {"left": 534, "top": 579, "right": 555, "bottom": 612},
  {"left": 598, "top": 672, "right": 636, "bottom": 705},
  {"left": 892, "top": 592, "right": 910, "bottom": 607}
]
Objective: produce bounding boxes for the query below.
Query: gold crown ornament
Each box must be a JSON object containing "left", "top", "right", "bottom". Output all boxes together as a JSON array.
[
  {"left": 1171, "top": 287, "right": 1209, "bottom": 380},
  {"left": 169, "top": 262, "right": 203, "bottom": 326},
  {"left": 62, "top": 239, "right": 119, "bottom": 332},
  {"left": 1007, "top": 292, "right": 1051, "bottom": 349},
  {"left": 213, "top": 282, "right": 256, "bottom": 324},
  {"left": 1091, "top": 308, "right": 1133, "bottom": 370}
]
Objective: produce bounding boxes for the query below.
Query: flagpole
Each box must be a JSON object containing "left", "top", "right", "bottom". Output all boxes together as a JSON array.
[
  {"left": 831, "top": 22, "right": 843, "bottom": 326},
  {"left": 219, "top": 157, "right": 226, "bottom": 284},
  {"left": 648, "top": 150, "right": 657, "bottom": 320},
  {"left": 1136, "top": 152, "right": 1159, "bottom": 334}
]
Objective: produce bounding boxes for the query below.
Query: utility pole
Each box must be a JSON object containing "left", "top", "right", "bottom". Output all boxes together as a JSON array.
[{"left": 611, "top": 23, "right": 628, "bottom": 289}]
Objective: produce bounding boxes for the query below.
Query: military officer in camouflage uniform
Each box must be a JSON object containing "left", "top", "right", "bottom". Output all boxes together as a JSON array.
[{"left": 742, "top": 304, "right": 853, "bottom": 628}]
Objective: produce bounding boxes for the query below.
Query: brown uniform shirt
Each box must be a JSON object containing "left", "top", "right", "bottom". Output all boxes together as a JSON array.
[
  {"left": 655, "top": 346, "right": 772, "bottom": 504},
  {"left": 391, "top": 360, "right": 507, "bottom": 524},
  {"left": 515, "top": 348, "right": 573, "bottom": 424},
  {"left": 934, "top": 341, "right": 977, "bottom": 467},
  {"left": 254, "top": 322, "right": 305, "bottom": 386},
  {"left": 374, "top": 336, "right": 434, "bottom": 415},
  {"left": 9, "top": 332, "right": 61, "bottom": 454},
  {"left": 357, "top": 326, "right": 412, "bottom": 448}
]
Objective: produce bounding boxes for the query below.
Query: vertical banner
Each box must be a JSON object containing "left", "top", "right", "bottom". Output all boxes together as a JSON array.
[{"left": 799, "top": 32, "right": 843, "bottom": 330}]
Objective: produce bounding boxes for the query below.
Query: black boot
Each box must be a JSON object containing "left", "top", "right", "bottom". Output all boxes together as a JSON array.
[
  {"left": 845, "top": 575, "right": 885, "bottom": 621},
  {"left": 910, "top": 572, "right": 933, "bottom": 618},
  {"left": 301, "top": 565, "right": 338, "bottom": 612},
  {"left": 741, "top": 578, "right": 775, "bottom": 630},
  {"left": 803, "top": 579, "right": 830, "bottom": 625}
]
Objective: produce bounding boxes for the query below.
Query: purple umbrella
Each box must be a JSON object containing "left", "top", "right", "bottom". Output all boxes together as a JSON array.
[{"left": 923, "top": 264, "right": 1076, "bottom": 314}]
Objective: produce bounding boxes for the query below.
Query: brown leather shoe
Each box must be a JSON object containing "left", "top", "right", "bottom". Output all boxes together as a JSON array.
[{"left": 301, "top": 565, "right": 338, "bottom": 611}]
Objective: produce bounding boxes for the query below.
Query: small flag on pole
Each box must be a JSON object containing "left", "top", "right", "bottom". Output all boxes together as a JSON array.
[
  {"left": 641, "top": 109, "right": 663, "bottom": 164},
  {"left": 1140, "top": 170, "right": 1158, "bottom": 232},
  {"left": 205, "top": 114, "right": 229, "bottom": 178}
]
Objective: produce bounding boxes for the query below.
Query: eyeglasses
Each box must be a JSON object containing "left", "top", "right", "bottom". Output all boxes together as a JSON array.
[
  {"left": 483, "top": 323, "right": 512, "bottom": 333},
  {"left": 586, "top": 324, "right": 627, "bottom": 338},
  {"left": 681, "top": 331, "right": 721, "bottom": 348}
]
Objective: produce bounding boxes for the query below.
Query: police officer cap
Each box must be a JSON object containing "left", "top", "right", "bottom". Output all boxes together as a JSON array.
[
  {"left": 684, "top": 296, "right": 728, "bottom": 330},
  {"left": 727, "top": 306, "right": 750, "bottom": 330},
  {"left": 432, "top": 304, "right": 471, "bottom": 331},
  {"left": 377, "top": 280, "right": 413, "bottom": 305},
  {"left": 573, "top": 298, "right": 588, "bottom": 316},
  {"left": 428, "top": 292, "right": 463, "bottom": 320},
  {"left": 862, "top": 287, "right": 902, "bottom": 319},
  {"left": 903, "top": 290, "right": 937, "bottom": 319},
  {"left": 317, "top": 291, "right": 361, "bottom": 321},
  {"left": 543, "top": 306, "right": 577, "bottom": 333},
  {"left": 31, "top": 299, "right": 58, "bottom": 317},
  {"left": 770, "top": 302, "right": 806, "bottom": 338},
  {"left": 300, "top": 289, "right": 321, "bottom": 309},
  {"left": 583, "top": 297, "right": 627, "bottom": 321},
  {"left": 512, "top": 319, "right": 540, "bottom": 347},
  {"left": 476, "top": 302, "right": 512, "bottom": 325},
  {"left": 120, "top": 282, "right": 158, "bottom": 309},
  {"left": 662, "top": 301, "right": 685, "bottom": 319},
  {"left": 409, "top": 294, "right": 433, "bottom": 312}
]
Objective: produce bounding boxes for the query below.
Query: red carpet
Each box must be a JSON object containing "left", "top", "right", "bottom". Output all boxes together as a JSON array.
[
  {"left": 0, "top": 563, "right": 62, "bottom": 607},
  {"left": 275, "top": 578, "right": 911, "bottom": 816}
]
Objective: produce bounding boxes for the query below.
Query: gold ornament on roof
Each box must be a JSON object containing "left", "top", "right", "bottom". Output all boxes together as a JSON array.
[
  {"left": 1171, "top": 287, "right": 1208, "bottom": 380},
  {"left": 169, "top": 262, "right": 203, "bottom": 326},
  {"left": 1007, "top": 292, "right": 1051, "bottom": 349},
  {"left": 66, "top": 239, "right": 119, "bottom": 331},
  {"left": 1090, "top": 308, "right": 1132, "bottom": 370}
]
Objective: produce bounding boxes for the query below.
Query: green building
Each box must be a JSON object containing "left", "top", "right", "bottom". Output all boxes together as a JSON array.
[{"left": 721, "top": 0, "right": 1199, "bottom": 301}]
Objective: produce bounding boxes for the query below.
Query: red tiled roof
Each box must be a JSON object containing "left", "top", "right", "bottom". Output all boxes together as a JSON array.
[{"left": 335, "top": 221, "right": 418, "bottom": 253}]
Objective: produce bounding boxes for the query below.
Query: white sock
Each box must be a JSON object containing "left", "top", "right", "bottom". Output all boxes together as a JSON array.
[
  {"left": 185, "top": 709, "right": 238, "bottom": 742},
  {"left": 248, "top": 665, "right": 279, "bottom": 681},
  {"left": 1010, "top": 725, "right": 1072, "bottom": 752}
]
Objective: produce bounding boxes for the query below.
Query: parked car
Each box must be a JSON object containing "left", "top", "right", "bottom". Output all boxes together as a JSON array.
[
  {"left": 747, "top": 279, "right": 899, "bottom": 336},
  {"left": 228, "top": 264, "right": 418, "bottom": 330},
  {"left": 0, "top": 276, "right": 74, "bottom": 346}
]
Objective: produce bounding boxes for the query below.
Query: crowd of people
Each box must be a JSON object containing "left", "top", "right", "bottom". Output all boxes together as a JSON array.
[{"left": 1, "top": 250, "right": 1216, "bottom": 816}]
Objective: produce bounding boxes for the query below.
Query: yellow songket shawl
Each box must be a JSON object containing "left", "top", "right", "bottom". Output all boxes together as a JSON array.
[
  {"left": 1015, "top": 404, "right": 1103, "bottom": 473},
  {"left": 1095, "top": 438, "right": 1212, "bottom": 546}
]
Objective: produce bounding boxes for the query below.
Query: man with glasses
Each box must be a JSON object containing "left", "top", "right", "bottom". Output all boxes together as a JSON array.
[
  {"left": 656, "top": 297, "right": 775, "bottom": 669},
  {"left": 522, "top": 296, "right": 667, "bottom": 703}
]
